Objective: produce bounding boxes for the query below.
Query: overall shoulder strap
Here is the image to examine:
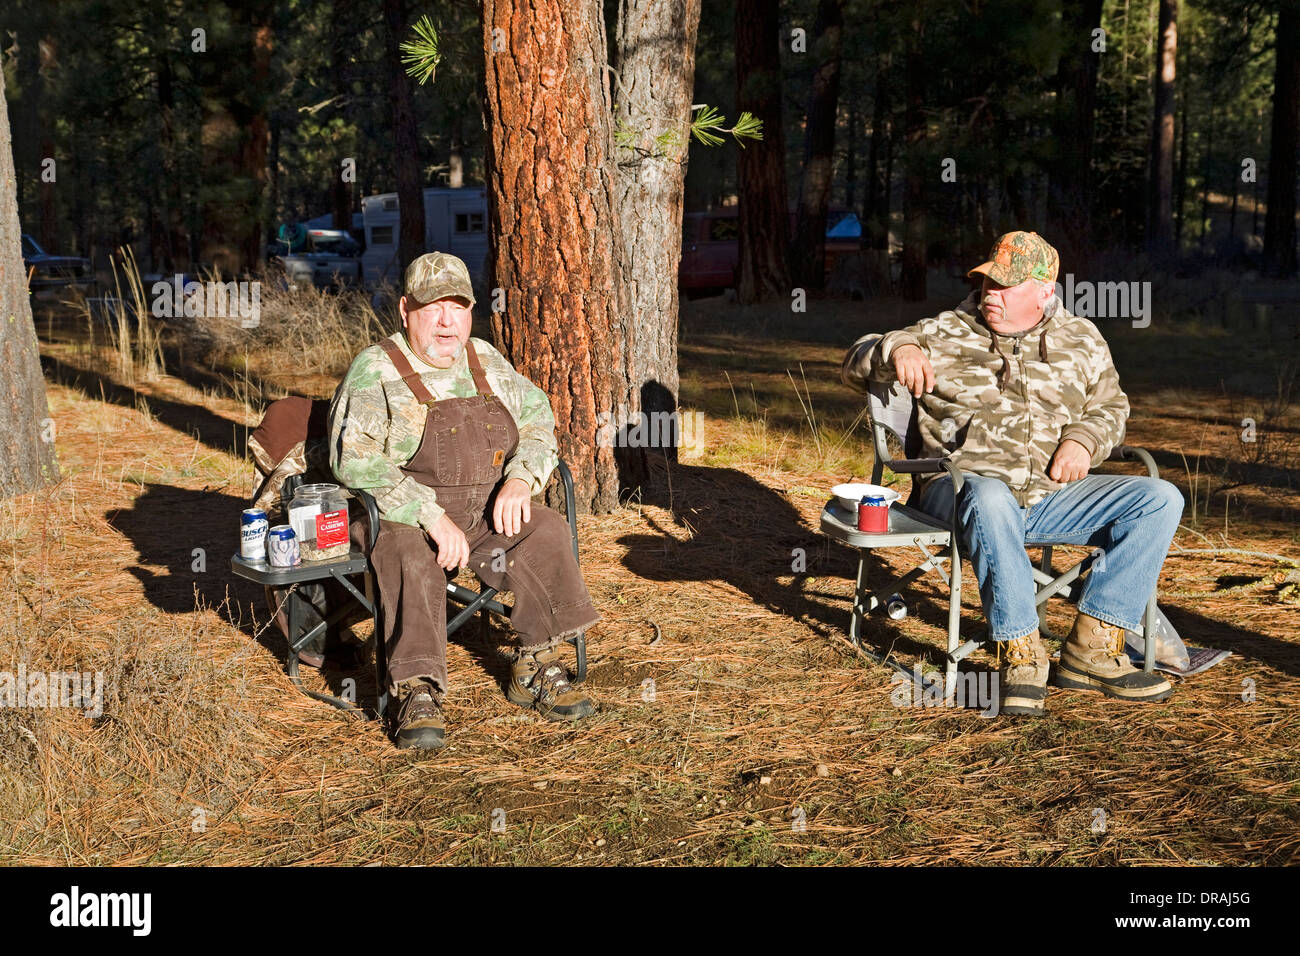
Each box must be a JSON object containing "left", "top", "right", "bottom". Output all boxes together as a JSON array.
[
  {"left": 464, "top": 341, "right": 496, "bottom": 399},
  {"left": 378, "top": 337, "right": 437, "bottom": 406}
]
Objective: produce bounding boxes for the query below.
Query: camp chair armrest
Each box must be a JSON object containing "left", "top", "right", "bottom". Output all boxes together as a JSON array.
[
  {"left": 354, "top": 489, "right": 380, "bottom": 552},
  {"left": 884, "top": 457, "right": 965, "bottom": 493},
  {"left": 1107, "top": 444, "right": 1159, "bottom": 478},
  {"left": 884, "top": 456, "right": 965, "bottom": 540},
  {"left": 885, "top": 456, "right": 948, "bottom": 474}
]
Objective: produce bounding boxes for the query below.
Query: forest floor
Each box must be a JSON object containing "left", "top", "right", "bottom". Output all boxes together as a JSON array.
[{"left": 3, "top": 282, "right": 1298, "bottom": 865}]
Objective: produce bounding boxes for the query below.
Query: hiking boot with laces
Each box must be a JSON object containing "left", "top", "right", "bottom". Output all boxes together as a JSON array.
[
  {"left": 393, "top": 680, "right": 446, "bottom": 750},
  {"left": 1055, "top": 613, "right": 1173, "bottom": 702},
  {"left": 506, "top": 646, "right": 596, "bottom": 722},
  {"left": 997, "top": 629, "right": 1050, "bottom": 716}
]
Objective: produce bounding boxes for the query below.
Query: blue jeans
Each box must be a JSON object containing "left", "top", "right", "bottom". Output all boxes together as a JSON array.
[{"left": 918, "top": 474, "right": 1184, "bottom": 641}]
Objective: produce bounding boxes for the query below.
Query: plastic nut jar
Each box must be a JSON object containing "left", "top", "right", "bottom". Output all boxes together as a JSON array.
[{"left": 288, "top": 483, "right": 351, "bottom": 563}]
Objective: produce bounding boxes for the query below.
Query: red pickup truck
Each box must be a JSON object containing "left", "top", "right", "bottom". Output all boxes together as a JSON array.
[{"left": 679, "top": 208, "right": 862, "bottom": 294}]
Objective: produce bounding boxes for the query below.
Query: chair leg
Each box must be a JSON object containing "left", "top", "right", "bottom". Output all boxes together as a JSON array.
[
  {"left": 850, "top": 553, "right": 868, "bottom": 648},
  {"left": 368, "top": 572, "right": 388, "bottom": 721},
  {"left": 1037, "top": 546, "right": 1056, "bottom": 640},
  {"left": 569, "top": 631, "right": 587, "bottom": 684},
  {"left": 1143, "top": 592, "right": 1157, "bottom": 674},
  {"left": 946, "top": 541, "right": 962, "bottom": 691}
]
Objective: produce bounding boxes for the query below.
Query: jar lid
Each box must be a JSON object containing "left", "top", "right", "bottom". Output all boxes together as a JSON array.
[{"left": 295, "top": 482, "right": 340, "bottom": 498}]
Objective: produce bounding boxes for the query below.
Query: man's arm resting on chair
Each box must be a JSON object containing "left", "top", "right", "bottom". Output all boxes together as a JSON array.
[{"left": 841, "top": 316, "right": 946, "bottom": 393}]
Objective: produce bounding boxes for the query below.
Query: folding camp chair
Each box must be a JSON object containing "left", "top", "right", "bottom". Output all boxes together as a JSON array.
[
  {"left": 231, "top": 462, "right": 587, "bottom": 720},
  {"left": 821, "top": 334, "right": 1159, "bottom": 686}
]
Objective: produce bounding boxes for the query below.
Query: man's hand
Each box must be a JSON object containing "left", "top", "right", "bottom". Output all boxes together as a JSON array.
[
  {"left": 429, "top": 514, "right": 471, "bottom": 571},
  {"left": 492, "top": 477, "right": 533, "bottom": 537},
  {"left": 892, "top": 344, "right": 935, "bottom": 397},
  {"left": 1048, "top": 438, "right": 1092, "bottom": 483}
]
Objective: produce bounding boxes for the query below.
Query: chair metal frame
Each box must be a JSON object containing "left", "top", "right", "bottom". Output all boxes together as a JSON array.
[
  {"left": 232, "top": 462, "right": 587, "bottom": 720},
  {"left": 822, "top": 335, "right": 1158, "bottom": 687}
]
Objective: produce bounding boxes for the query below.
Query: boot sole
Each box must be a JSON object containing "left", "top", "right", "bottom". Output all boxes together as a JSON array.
[
  {"left": 1054, "top": 665, "right": 1173, "bottom": 702},
  {"left": 1000, "top": 692, "right": 1047, "bottom": 716},
  {"left": 999, "top": 675, "right": 1049, "bottom": 716},
  {"left": 394, "top": 727, "right": 447, "bottom": 750},
  {"left": 507, "top": 684, "right": 596, "bottom": 721}
]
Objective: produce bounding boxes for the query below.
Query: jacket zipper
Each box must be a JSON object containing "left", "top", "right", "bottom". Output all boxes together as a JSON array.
[{"left": 1015, "top": 338, "right": 1031, "bottom": 492}]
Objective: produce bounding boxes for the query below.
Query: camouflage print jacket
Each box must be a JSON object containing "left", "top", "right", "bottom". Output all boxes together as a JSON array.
[
  {"left": 328, "top": 333, "right": 560, "bottom": 533},
  {"left": 841, "top": 290, "right": 1129, "bottom": 508}
]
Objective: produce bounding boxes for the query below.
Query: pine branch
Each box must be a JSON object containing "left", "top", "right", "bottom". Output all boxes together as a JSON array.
[{"left": 401, "top": 15, "right": 442, "bottom": 86}]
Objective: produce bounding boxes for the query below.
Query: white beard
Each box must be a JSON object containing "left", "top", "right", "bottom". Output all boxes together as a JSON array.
[{"left": 424, "top": 338, "right": 465, "bottom": 365}]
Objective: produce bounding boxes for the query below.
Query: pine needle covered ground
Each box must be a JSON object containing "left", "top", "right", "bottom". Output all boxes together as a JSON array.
[{"left": 3, "top": 287, "right": 1297, "bottom": 865}]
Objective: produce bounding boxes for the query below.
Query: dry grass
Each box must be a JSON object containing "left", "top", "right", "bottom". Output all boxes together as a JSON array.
[{"left": 2, "top": 290, "right": 1298, "bottom": 865}]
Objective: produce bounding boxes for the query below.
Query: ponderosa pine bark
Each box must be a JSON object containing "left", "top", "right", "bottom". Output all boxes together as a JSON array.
[
  {"left": 612, "top": 0, "right": 703, "bottom": 466},
  {"left": 1147, "top": 0, "right": 1178, "bottom": 260},
  {"left": 735, "top": 0, "right": 791, "bottom": 303},
  {"left": 481, "top": 0, "right": 631, "bottom": 513},
  {"left": 1263, "top": 0, "right": 1300, "bottom": 276},
  {"left": 384, "top": 0, "right": 427, "bottom": 275},
  {"left": 1047, "top": 0, "right": 1103, "bottom": 262},
  {"left": 792, "top": 0, "right": 845, "bottom": 291},
  {"left": 0, "top": 67, "right": 60, "bottom": 497},
  {"left": 900, "top": 12, "right": 927, "bottom": 302}
]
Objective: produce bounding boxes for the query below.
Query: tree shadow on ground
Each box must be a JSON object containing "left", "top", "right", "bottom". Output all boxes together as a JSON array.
[
  {"left": 616, "top": 457, "right": 944, "bottom": 667},
  {"left": 42, "top": 353, "right": 249, "bottom": 460}
]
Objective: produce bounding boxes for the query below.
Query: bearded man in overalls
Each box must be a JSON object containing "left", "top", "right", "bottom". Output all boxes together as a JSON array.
[{"left": 329, "top": 252, "right": 599, "bottom": 750}]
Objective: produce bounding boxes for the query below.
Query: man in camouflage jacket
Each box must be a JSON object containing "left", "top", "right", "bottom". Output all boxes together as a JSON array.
[
  {"left": 842, "top": 231, "right": 1182, "bottom": 716},
  {"left": 330, "top": 252, "right": 599, "bottom": 749}
]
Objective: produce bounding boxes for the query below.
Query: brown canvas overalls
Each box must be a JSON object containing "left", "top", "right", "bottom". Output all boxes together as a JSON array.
[{"left": 366, "top": 338, "right": 599, "bottom": 697}]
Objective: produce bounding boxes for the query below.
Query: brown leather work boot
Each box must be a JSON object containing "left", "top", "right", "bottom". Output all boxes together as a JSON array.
[
  {"left": 507, "top": 646, "right": 596, "bottom": 722},
  {"left": 393, "top": 680, "right": 447, "bottom": 750},
  {"left": 1055, "top": 612, "right": 1174, "bottom": 702},
  {"left": 997, "top": 629, "right": 1050, "bottom": 717}
]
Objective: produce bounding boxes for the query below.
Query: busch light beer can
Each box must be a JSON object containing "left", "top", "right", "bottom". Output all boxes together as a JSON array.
[
  {"left": 240, "top": 508, "right": 269, "bottom": 561},
  {"left": 267, "top": 524, "right": 300, "bottom": 568}
]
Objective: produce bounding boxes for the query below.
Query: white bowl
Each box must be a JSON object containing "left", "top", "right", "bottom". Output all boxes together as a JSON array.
[{"left": 831, "top": 483, "right": 901, "bottom": 512}]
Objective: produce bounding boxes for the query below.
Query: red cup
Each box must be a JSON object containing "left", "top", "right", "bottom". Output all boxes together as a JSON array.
[{"left": 857, "top": 497, "right": 889, "bottom": 533}]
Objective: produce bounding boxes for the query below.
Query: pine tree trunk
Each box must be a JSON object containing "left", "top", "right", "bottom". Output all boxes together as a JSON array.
[
  {"left": 1046, "top": 0, "right": 1103, "bottom": 262},
  {"left": 792, "top": 0, "right": 845, "bottom": 291},
  {"left": 612, "top": 0, "right": 702, "bottom": 470},
  {"left": 482, "top": 0, "right": 631, "bottom": 513},
  {"left": 1147, "top": 0, "right": 1178, "bottom": 260},
  {"left": 232, "top": 2, "right": 274, "bottom": 274},
  {"left": 330, "top": 0, "right": 355, "bottom": 232},
  {"left": 37, "top": 32, "right": 58, "bottom": 253},
  {"left": 384, "top": 0, "right": 427, "bottom": 274},
  {"left": 0, "top": 67, "right": 60, "bottom": 497},
  {"left": 900, "top": 14, "right": 926, "bottom": 302},
  {"left": 1264, "top": 0, "right": 1300, "bottom": 276},
  {"left": 735, "top": 0, "right": 791, "bottom": 303}
]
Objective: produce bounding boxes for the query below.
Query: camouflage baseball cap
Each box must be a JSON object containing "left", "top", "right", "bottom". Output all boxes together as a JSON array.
[
  {"left": 968, "top": 231, "right": 1060, "bottom": 286},
  {"left": 404, "top": 252, "right": 476, "bottom": 307}
]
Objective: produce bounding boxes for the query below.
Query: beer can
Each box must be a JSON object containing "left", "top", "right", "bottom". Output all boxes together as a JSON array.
[
  {"left": 857, "top": 494, "right": 889, "bottom": 534},
  {"left": 267, "top": 524, "right": 300, "bottom": 568},
  {"left": 240, "top": 508, "right": 269, "bottom": 561}
]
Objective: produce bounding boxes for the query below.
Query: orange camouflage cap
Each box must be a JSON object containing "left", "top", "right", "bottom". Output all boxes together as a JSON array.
[{"left": 968, "top": 231, "right": 1060, "bottom": 286}]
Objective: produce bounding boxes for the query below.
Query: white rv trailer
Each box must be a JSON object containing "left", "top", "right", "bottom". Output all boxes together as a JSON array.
[{"left": 360, "top": 187, "right": 490, "bottom": 296}]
